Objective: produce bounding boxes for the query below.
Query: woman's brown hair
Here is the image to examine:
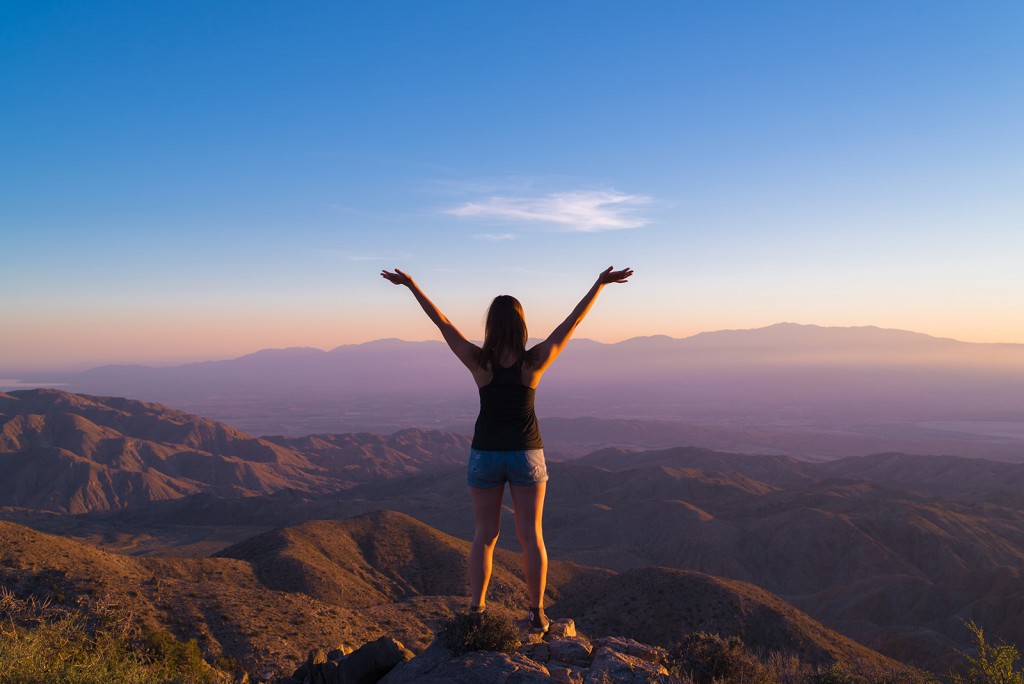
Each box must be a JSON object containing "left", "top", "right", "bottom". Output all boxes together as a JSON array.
[{"left": 478, "top": 295, "right": 531, "bottom": 369}]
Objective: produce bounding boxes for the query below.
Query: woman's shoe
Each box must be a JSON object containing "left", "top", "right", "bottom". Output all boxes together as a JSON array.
[{"left": 527, "top": 609, "right": 550, "bottom": 634}]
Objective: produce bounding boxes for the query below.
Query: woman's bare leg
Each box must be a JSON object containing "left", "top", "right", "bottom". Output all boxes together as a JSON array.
[
  {"left": 469, "top": 484, "right": 505, "bottom": 609},
  {"left": 510, "top": 482, "right": 548, "bottom": 608}
]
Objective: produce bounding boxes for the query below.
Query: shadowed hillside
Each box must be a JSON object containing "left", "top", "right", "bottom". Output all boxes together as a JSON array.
[
  {"left": 216, "top": 510, "right": 530, "bottom": 609},
  {"left": 0, "top": 510, "right": 916, "bottom": 681},
  {"left": 552, "top": 566, "right": 907, "bottom": 671},
  {"left": 263, "top": 429, "right": 469, "bottom": 479},
  {"left": 0, "top": 390, "right": 470, "bottom": 513},
  {"left": 4, "top": 391, "right": 1024, "bottom": 673},
  {"left": 0, "top": 390, "right": 328, "bottom": 513},
  {"left": 0, "top": 511, "right": 601, "bottom": 676},
  {"left": 52, "top": 447, "right": 1022, "bottom": 672}
]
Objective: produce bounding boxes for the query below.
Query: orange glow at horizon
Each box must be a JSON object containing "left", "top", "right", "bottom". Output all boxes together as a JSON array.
[{"left": 4, "top": 303, "right": 1024, "bottom": 376}]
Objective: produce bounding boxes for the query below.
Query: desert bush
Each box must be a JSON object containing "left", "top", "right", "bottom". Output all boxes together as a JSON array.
[
  {"left": 764, "top": 651, "right": 808, "bottom": 684},
  {"left": 671, "top": 631, "right": 772, "bottom": 684},
  {"left": 141, "top": 625, "right": 214, "bottom": 682},
  {"left": 951, "top": 620, "right": 1024, "bottom": 684},
  {"left": 214, "top": 654, "right": 243, "bottom": 675},
  {"left": 0, "top": 587, "right": 217, "bottom": 684},
  {"left": 669, "top": 630, "right": 937, "bottom": 684},
  {"left": 441, "top": 610, "right": 522, "bottom": 656},
  {"left": 806, "top": 662, "right": 867, "bottom": 684},
  {"left": 0, "top": 610, "right": 155, "bottom": 684}
]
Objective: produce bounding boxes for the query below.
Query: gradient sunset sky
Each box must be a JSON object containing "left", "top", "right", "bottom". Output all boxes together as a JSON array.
[{"left": 2, "top": 2, "right": 1022, "bottom": 374}]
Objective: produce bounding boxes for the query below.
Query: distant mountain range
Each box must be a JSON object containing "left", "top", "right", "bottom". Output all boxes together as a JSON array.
[
  {"left": 15, "top": 324, "right": 1024, "bottom": 449},
  {"left": 3, "top": 388, "right": 1024, "bottom": 673},
  {"left": 0, "top": 389, "right": 468, "bottom": 513}
]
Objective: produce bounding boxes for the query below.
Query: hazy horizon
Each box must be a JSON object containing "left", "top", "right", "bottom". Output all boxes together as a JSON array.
[
  {"left": 4, "top": 324, "right": 1019, "bottom": 464},
  {"left": 5, "top": 320, "right": 1024, "bottom": 377}
]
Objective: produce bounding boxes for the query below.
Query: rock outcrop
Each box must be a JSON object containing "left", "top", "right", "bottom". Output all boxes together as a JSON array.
[
  {"left": 286, "top": 637, "right": 414, "bottom": 684},
  {"left": 291, "top": 618, "right": 681, "bottom": 684}
]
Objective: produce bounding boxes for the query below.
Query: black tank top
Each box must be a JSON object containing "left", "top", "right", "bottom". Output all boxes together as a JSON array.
[{"left": 471, "top": 356, "right": 544, "bottom": 451}]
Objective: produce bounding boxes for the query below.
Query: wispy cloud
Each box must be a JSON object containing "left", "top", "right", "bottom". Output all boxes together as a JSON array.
[
  {"left": 448, "top": 190, "right": 651, "bottom": 232},
  {"left": 473, "top": 232, "right": 517, "bottom": 241}
]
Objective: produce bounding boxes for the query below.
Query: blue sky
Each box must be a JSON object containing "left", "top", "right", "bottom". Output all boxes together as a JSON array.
[{"left": 2, "top": 1, "right": 1022, "bottom": 372}]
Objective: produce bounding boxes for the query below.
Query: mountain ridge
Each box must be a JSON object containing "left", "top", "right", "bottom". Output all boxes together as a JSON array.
[
  {"left": 3, "top": 389, "right": 1023, "bottom": 673},
  {"left": 0, "top": 390, "right": 471, "bottom": 513},
  {"left": 0, "top": 510, "right": 915, "bottom": 680},
  {"left": 10, "top": 322, "right": 1022, "bottom": 382},
  {"left": 13, "top": 322, "right": 1022, "bottom": 441}
]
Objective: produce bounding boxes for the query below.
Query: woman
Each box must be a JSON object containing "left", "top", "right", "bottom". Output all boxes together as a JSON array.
[{"left": 381, "top": 265, "right": 633, "bottom": 632}]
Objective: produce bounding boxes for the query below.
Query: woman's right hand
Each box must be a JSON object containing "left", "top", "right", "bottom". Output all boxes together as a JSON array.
[
  {"left": 597, "top": 266, "right": 634, "bottom": 285},
  {"left": 381, "top": 268, "right": 414, "bottom": 287}
]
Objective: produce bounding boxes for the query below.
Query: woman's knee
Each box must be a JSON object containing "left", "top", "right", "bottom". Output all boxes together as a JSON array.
[
  {"left": 518, "top": 528, "right": 544, "bottom": 549},
  {"left": 474, "top": 523, "right": 501, "bottom": 545}
]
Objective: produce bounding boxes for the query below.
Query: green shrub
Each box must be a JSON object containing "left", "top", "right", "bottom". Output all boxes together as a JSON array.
[
  {"left": 214, "top": 654, "right": 242, "bottom": 675},
  {"left": 0, "top": 611, "right": 153, "bottom": 684},
  {"left": 669, "top": 631, "right": 936, "bottom": 684},
  {"left": 141, "top": 626, "right": 214, "bottom": 682},
  {"left": 671, "top": 631, "right": 772, "bottom": 684},
  {"left": 951, "top": 620, "right": 1024, "bottom": 684},
  {"left": 0, "top": 588, "right": 217, "bottom": 684},
  {"left": 441, "top": 610, "right": 522, "bottom": 656}
]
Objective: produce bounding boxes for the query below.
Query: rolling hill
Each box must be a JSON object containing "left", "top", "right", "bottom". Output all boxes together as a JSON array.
[
  {"left": 3, "top": 389, "right": 1024, "bottom": 673},
  {"left": 551, "top": 566, "right": 906, "bottom": 670},
  {"left": 53, "top": 447, "right": 1022, "bottom": 672},
  {"left": 0, "top": 390, "right": 470, "bottom": 513},
  {"left": 0, "top": 510, "right": 910, "bottom": 679}
]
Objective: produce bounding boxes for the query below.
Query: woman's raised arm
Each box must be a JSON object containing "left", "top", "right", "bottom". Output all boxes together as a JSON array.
[
  {"left": 381, "top": 268, "right": 481, "bottom": 372},
  {"left": 529, "top": 266, "right": 633, "bottom": 378}
]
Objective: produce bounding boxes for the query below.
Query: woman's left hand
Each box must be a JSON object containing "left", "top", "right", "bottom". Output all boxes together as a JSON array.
[
  {"left": 381, "top": 268, "right": 414, "bottom": 287},
  {"left": 597, "top": 266, "right": 634, "bottom": 285}
]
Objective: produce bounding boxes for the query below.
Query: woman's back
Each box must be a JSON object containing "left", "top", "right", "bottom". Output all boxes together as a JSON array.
[{"left": 472, "top": 356, "right": 543, "bottom": 451}]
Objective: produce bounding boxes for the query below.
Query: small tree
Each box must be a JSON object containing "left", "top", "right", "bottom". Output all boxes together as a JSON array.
[{"left": 951, "top": 620, "right": 1024, "bottom": 684}]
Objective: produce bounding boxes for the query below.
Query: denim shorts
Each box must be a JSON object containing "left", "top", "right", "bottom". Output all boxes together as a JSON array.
[{"left": 467, "top": 448, "right": 548, "bottom": 489}]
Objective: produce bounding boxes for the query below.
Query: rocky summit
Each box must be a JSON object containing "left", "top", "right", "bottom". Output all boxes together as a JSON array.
[{"left": 287, "top": 618, "right": 680, "bottom": 684}]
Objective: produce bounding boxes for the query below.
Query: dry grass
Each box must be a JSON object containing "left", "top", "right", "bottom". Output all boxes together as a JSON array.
[
  {"left": 0, "top": 587, "right": 219, "bottom": 684},
  {"left": 669, "top": 631, "right": 939, "bottom": 684}
]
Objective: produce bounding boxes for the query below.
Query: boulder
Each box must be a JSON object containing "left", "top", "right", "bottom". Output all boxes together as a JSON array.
[
  {"left": 519, "top": 642, "right": 551, "bottom": 663},
  {"left": 378, "top": 639, "right": 453, "bottom": 684},
  {"left": 547, "top": 637, "right": 593, "bottom": 667},
  {"left": 520, "top": 631, "right": 548, "bottom": 647},
  {"left": 547, "top": 619, "right": 577, "bottom": 639},
  {"left": 380, "top": 638, "right": 551, "bottom": 683},
  {"left": 337, "top": 636, "right": 414, "bottom": 684},
  {"left": 547, "top": 664, "right": 585, "bottom": 684},
  {"left": 328, "top": 646, "right": 350, "bottom": 662},
  {"left": 590, "top": 637, "right": 667, "bottom": 666},
  {"left": 515, "top": 617, "right": 575, "bottom": 644},
  {"left": 309, "top": 660, "right": 339, "bottom": 684},
  {"left": 585, "top": 647, "right": 674, "bottom": 684},
  {"left": 292, "top": 649, "right": 326, "bottom": 683}
]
